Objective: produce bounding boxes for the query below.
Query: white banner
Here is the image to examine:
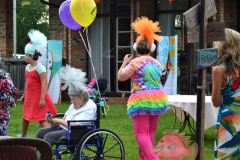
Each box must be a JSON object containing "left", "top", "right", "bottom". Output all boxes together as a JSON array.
[
  {"left": 35, "top": 45, "right": 47, "bottom": 68},
  {"left": 157, "top": 35, "right": 178, "bottom": 95}
]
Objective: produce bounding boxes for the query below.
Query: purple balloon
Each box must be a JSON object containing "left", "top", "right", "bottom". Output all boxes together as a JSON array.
[{"left": 59, "top": 0, "right": 81, "bottom": 30}]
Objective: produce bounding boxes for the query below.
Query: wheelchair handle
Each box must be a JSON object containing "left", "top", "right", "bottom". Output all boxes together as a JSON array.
[
  {"left": 67, "top": 120, "right": 96, "bottom": 123},
  {"left": 53, "top": 113, "right": 65, "bottom": 117},
  {"left": 67, "top": 120, "right": 96, "bottom": 127}
]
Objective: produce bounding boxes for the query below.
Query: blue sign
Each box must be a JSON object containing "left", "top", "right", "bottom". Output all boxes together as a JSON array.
[{"left": 198, "top": 48, "right": 218, "bottom": 69}]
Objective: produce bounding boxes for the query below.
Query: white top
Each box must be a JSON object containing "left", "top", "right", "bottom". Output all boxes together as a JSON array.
[
  {"left": 60, "top": 99, "right": 97, "bottom": 130},
  {"left": 168, "top": 95, "right": 218, "bottom": 130}
]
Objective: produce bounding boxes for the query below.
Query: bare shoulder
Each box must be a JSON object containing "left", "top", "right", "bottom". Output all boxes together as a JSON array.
[{"left": 212, "top": 66, "right": 224, "bottom": 75}]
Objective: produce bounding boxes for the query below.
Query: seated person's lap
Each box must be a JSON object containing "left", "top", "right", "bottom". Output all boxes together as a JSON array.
[{"left": 36, "top": 126, "right": 68, "bottom": 146}]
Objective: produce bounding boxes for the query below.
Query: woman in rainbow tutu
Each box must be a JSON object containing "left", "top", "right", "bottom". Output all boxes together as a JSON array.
[{"left": 118, "top": 17, "right": 169, "bottom": 160}]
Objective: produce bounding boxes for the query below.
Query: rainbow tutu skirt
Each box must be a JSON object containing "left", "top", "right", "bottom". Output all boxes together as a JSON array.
[{"left": 127, "top": 89, "right": 169, "bottom": 118}]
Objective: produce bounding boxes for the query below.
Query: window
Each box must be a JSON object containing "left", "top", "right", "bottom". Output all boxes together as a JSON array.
[
  {"left": 116, "top": 17, "right": 131, "bottom": 92},
  {"left": 157, "top": 0, "right": 199, "bottom": 95},
  {"left": 174, "top": 15, "right": 187, "bottom": 95},
  {"left": 89, "top": 0, "right": 130, "bottom": 93},
  {"left": 89, "top": 0, "right": 111, "bottom": 91}
]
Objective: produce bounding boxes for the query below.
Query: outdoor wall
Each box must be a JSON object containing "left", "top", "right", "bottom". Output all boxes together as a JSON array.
[
  {"left": 49, "top": 0, "right": 87, "bottom": 72},
  {"left": 130, "top": 0, "right": 155, "bottom": 57},
  {"left": 67, "top": 27, "right": 87, "bottom": 72},
  {"left": 49, "top": 0, "right": 87, "bottom": 100},
  {"left": 214, "top": 0, "right": 237, "bottom": 30},
  {"left": 223, "top": 0, "right": 237, "bottom": 30},
  {"left": 49, "top": 0, "right": 64, "bottom": 51},
  {"left": 0, "top": 1, "right": 13, "bottom": 58},
  {"left": 214, "top": 0, "right": 224, "bottom": 22}
]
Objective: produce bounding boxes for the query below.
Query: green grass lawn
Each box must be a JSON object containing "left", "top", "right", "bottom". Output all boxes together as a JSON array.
[{"left": 8, "top": 101, "right": 215, "bottom": 159}]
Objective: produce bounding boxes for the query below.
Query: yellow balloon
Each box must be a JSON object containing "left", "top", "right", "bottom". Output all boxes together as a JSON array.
[{"left": 70, "top": 0, "right": 97, "bottom": 28}]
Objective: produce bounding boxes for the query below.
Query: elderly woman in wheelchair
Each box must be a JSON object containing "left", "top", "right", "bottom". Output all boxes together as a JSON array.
[
  {"left": 36, "top": 65, "right": 125, "bottom": 160},
  {"left": 36, "top": 90, "right": 96, "bottom": 150}
]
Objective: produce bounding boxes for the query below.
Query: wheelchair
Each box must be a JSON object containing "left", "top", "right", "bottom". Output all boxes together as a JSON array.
[{"left": 52, "top": 96, "right": 125, "bottom": 160}]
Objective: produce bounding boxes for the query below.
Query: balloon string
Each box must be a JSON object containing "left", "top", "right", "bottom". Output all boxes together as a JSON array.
[
  {"left": 79, "top": 30, "right": 89, "bottom": 54},
  {"left": 78, "top": 29, "right": 102, "bottom": 99},
  {"left": 86, "top": 28, "right": 101, "bottom": 99},
  {"left": 86, "top": 28, "right": 92, "bottom": 59}
]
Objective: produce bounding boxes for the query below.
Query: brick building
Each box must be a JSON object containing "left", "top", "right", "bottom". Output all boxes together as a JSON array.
[
  {"left": 0, "top": 1, "right": 13, "bottom": 58},
  {"left": 0, "top": 0, "right": 240, "bottom": 97}
]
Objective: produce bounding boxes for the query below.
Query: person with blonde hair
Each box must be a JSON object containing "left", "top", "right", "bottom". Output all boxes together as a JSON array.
[{"left": 212, "top": 28, "right": 240, "bottom": 159}]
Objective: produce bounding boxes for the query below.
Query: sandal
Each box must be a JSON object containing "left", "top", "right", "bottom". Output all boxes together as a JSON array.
[{"left": 16, "top": 134, "right": 27, "bottom": 137}]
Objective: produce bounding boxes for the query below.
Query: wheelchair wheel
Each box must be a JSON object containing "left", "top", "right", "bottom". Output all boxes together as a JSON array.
[
  {"left": 55, "top": 145, "right": 76, "bottom": 160},
  {"left": 75, "top": 129, "right": 125, "bottom": 160}
]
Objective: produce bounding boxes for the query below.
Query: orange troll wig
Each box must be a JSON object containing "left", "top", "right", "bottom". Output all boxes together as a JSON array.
[{"left": 131, "top": 17, "right": 163, "bottom": 52}]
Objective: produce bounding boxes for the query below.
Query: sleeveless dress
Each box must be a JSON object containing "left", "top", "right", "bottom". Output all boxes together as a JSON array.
[
  {"left": 122, "top": 56, "right": 169, "bottom": 118},
  {"left": 23, "top": 64, "right": 57, "bottom": 121},
  {"left": 215, "top": 67, "right": 240, "bottom": 159}
]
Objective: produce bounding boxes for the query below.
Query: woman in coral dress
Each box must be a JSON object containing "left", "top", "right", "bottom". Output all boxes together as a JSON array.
[{"left": 18, "top": 29, "right": 57, "bottom": 137}]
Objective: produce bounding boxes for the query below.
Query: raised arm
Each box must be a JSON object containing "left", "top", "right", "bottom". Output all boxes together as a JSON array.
[{"left": 118, "top": 54, "right": 132, "bottom": 81}]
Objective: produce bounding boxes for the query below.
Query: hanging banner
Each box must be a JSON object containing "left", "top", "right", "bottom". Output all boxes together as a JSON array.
[
  {"left": 157, "top": 36, "right": 169, "bottom": 72},
  {"left": 36, "top": 45, "right": 47, "bottom": 69},
  {"left": 47, "top": 40, "right": 62, "bottom": 104},
  {"left": 169, "top": 36, "right": 176, "bottom": 78},
  {"left": 157, "top": 35, "right": 178, "bottom": 95}
]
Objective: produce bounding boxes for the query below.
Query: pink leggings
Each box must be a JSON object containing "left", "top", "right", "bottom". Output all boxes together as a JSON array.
[{"left": 133, "top": 115, "right": 159, "bottom": 160}]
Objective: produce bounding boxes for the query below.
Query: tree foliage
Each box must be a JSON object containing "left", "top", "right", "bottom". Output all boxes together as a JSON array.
[{"left": 17, "top": 0, "right": 49, "bottom": 54}]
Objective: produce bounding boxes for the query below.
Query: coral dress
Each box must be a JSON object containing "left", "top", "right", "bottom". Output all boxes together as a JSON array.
[
  {"left": 215, "top": 67, "right": 240, "bottom": 159},
  {"left": 23, "top": 64, "right": 57, "bottom": 121}
]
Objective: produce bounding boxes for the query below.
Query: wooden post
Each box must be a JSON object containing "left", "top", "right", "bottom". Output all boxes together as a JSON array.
[
  {"left": 184, "top": 0, "right": 224, "bottom": 159},
  {"left": 195, "top": 0, "right": 207, "bottom": 159}
]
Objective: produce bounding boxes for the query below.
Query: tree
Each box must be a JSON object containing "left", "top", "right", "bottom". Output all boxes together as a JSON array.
[{"left": 17, "top": 0, "right": 49, "bottom": 54}]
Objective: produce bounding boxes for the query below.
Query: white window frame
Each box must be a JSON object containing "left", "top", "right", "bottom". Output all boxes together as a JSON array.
[{"left": 116, "top": 17, "right": 131, "bottom": 93}]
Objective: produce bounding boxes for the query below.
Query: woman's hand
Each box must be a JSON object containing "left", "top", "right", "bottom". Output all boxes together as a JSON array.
[
  {"left": 20, "top": 95, "right": 25, "bottom": 101},
  {"left": 39, "top": 99, "right": 45, "bottom": 108},
  {"left": 52, "top": 119, "right": 58, "bottom": 128},
  {"left": 123, "top": 54, "right": 132, "bottom": 64},
  {"left": 46, "top": 115, "right": 53, "bottom": 123}
]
